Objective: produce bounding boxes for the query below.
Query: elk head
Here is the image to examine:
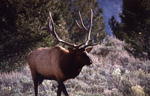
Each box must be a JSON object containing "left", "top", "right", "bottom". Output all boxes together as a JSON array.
[{"left": 47, "top": 9, "right": 95, "bottom": 66}]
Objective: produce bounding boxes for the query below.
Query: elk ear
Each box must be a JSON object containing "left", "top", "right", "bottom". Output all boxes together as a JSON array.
[{"left": 85, "top": 47, "right": 93, "bottom": 53}]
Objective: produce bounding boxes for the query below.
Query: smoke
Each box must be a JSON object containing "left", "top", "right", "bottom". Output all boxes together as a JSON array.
[{"left": 97, "top": 0, "right": 123, "bottom": 36}]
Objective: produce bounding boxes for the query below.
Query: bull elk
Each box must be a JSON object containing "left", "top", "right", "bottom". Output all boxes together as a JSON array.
[{"left": 27, "top": 9, "right": 95, "bottom": 96}]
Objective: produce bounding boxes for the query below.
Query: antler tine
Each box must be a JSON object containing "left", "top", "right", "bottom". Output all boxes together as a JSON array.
[
  {"left": 48, "top": 12, "right": 77, "bottom": 48},
  {"left": 75, "top": 11, "right": 88, "bottom": 31},
  {"left": 78, "top": 11, "right": 88, "bottom": 30},
  {"left": 48, "top": 12, "right": 61, "bottom": 41},
  {"left": 75, "top": 20, "right": 82, "bottom": 29},
  {"left": 85, "top": 9, "right": 93, "bottom": 45}
]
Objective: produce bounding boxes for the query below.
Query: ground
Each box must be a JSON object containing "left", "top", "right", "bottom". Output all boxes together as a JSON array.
[{"left": 0, "top": 37, "right": 150, "bottom": 96}]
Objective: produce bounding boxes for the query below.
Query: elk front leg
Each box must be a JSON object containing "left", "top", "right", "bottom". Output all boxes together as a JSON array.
[
  {"left": 57, "top": 81, "right": 69, "bottom": 96},
  {"left": 57, "top": 82, "right": 62, "bottom": 96},
  {"left": 61, "top": 83, "right": 69, "bottom": 96}
]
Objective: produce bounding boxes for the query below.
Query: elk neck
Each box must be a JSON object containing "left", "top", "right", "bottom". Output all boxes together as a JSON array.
[{"left": 59, "top": 50, "right": 84, "bottom": 80}]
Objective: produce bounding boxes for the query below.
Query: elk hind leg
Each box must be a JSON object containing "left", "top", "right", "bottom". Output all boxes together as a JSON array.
[
  {"left": 34, "top": 76, "right": 44, "bottom": 96},
  {"left": 33, "top": 79, "right": 38, "bottom": 96},
  {"left": 31, "top": 71, "right": 40, "bottom": 96}
]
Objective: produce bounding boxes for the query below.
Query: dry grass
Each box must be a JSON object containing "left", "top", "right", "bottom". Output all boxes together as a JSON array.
[{"left": 0, "top": 37, "right": 150, "bottom": 96}]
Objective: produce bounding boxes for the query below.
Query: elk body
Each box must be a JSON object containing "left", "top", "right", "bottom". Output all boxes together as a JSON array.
[{"left": 27, "top": 10, "right": 94, "bottom": 96}]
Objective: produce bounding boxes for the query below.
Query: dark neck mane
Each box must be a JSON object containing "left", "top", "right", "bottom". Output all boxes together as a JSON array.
[{"left": 60, "top": 53, "right": 84, "bottom": 80}]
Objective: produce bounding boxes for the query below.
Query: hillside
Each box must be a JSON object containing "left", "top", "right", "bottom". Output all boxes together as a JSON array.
[{"left": 0, "top": 37, "right": 149, "bottom": 96}]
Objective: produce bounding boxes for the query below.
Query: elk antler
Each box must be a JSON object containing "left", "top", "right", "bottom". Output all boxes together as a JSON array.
[
  {"left": 48, "top": 10, "right": 95, "bottom": 49},
  {"left": 48, "top": 12, "right": 78, "bottom": 48},
  {"left": 85, "top": 9, "right": 93, "bottom": 45},
  {"left": 75, "top": 9, "right": 94, "bottom": 48}
]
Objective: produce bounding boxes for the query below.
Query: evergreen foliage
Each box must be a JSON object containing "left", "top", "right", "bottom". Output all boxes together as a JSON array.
[{"left": 110, "top": 0, "right": 150, "bottom": 59}]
